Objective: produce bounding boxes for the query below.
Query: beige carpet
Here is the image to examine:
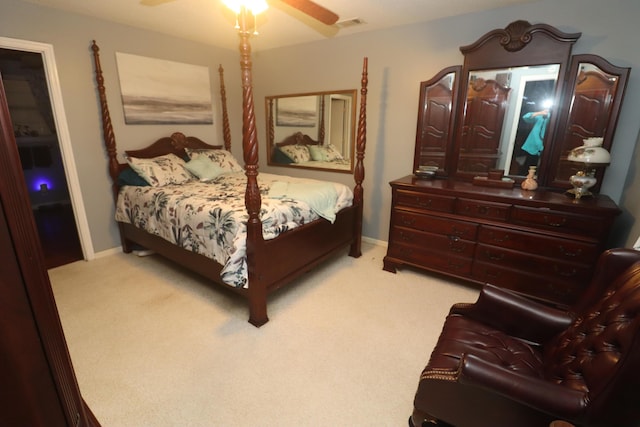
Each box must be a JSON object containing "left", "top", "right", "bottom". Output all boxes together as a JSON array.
[{"left": 49, "top": 242, "right": 479, "bottom": 427}]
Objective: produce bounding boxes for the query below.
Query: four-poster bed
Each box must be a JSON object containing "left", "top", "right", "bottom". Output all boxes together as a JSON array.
[{"left": 90, "top": 39, "right": 368, "bottom": 327}]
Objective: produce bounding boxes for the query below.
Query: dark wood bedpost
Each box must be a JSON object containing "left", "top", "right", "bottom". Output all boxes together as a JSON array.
[
  {"left": 349, "top": 57, "right": 368, "bottom": 258},
  {"left": 91, "top": 41, "right": 119, "bottom": 187},
  {"left": 218, "top": 65, "right": 232, "bottom": 152},
  {"left": 237, "top": 9, "right": 267, "bottom": 327},
  {"left": 318, "top": 95, "right": 325, "bottom": 145}
]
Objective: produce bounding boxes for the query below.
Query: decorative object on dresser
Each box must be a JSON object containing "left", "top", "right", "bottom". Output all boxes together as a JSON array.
[
  {"left": 521, "top": 165, "right": 538, "bottom": 190},
  {"left": 566, "top": 137, "right": 611, "bottom": 199},
  {"left": 384, "top": 20, "right": 629, "bottom": 308}
]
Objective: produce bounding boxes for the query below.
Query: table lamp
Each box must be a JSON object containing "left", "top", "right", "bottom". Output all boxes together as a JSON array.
[{"left": 566, "top": 137, "right": 610, "bottom": 199}]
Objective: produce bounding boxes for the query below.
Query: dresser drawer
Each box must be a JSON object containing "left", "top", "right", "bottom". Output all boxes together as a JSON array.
[
  {"left": 478, "top": 225, "right": 600, "bottom": 262},
  {"left": 455, "top": 198, "right": 511, "bottom": 222},
  {"left": 394, "top": 189, "right": 455, "bottom": 213},
  {"left": 510, "top": 206, "right": 607, "bottom": 237},
  {"left": 390, "top": 226, "right": 476, "bottom": 257},
  {"left": 387, "top": 240, "right": 473, "bottom": 276},
  {"left": 475, "top": 244, "right": 593, "bottom": 283},
  {"left": 392, "top": 209, "right": 478, "bottom": 240},
  {"left": 472, "top": 261, "right": 582, "bottom": 306}
]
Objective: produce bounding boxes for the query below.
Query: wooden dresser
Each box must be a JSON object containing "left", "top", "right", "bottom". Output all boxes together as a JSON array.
[{"left": 383, "top": 176, "right": 621, "bottom": 306}]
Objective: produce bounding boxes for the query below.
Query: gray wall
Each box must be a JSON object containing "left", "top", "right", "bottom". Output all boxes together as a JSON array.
[{"left": 2, "top": 0, "right": 640, "bottom": 255}]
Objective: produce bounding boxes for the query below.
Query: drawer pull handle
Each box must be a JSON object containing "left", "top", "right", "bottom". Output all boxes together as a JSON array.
[
  {"left": 559, "top": 246, "right": 582, "bottom": 257},
  {"left": 478, "top": 206, "right": 489, "bottom": 215},
  {"left": 448, "top": 236, "right": 466, "bottom": 253},
  {"left": 544, "top": 215, "right": 567, "bottom": 227},
  {"left": 488, "top": 232, "right": 510, "bottom": 243}
]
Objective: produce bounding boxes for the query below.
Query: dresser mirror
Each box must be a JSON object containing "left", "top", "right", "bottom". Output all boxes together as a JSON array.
[
  {"left": 413, "top": 66, "right": 461, "bottom": 176},
  {"left": 547, "top": 54, "right": 630, "bottom": 190},
  {"left": 266, "top": 90, "right": 356, "bottom": 173},
  {"left": 415, "top": 20, "right": 630, "bottom": 191}
]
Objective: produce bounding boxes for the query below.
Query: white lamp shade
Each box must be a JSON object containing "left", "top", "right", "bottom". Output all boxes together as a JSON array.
[{"left": 567, "top": 137, "right": 611, "bottom": 165}]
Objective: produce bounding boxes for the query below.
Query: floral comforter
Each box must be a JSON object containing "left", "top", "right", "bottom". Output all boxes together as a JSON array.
[{"left": 115, "top": 172, "right": 353, "bottom": 288}]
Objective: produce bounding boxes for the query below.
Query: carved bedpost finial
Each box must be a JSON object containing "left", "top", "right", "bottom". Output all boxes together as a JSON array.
[
  {"left": 218, "top": 65, "right": 232, "bottom": 152},
  {"left": 91, "top": 40, "right": 119, "bottom": 188}
]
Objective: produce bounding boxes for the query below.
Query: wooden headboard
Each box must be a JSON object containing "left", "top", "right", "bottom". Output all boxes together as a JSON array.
[{"left": 275, "top": 132, "right": 320, "bottom": 147}]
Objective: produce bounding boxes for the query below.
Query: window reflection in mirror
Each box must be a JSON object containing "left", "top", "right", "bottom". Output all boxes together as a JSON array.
[
  {"left": 457, "top": 64, "right": 560, "bottom": 176},
  {"left": 266, "top": 90, "right": 356, "bottom": 173}
]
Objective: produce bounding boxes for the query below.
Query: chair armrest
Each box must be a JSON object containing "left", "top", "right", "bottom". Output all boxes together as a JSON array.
[
  {"left": 450, "top": 284, "right": 573, "bottom": 343},
  {"left": 459, "top": 353, "right": 586, "bottom": 420}
]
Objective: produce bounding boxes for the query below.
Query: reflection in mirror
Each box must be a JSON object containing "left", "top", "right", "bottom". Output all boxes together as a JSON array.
[
  {"left": 413, "top": 66, "right": 460, "bottom": 176},
  {"left": 266, "top": 90, "right": 356, "bottom": 173},
  {"left": 457, "top": 64, "right": 560, "bottom": 176},
  {"left": 552, "top": 59, "right": 627, "bottom": 189}
]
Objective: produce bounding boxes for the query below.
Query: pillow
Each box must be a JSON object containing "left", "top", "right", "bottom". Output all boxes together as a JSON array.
[
  {"left": 279, "top": 145, "right": 311, "bottom": 163},
  {"left": 185, "top": 156, "right": 227, "bottom": 181},
  {"left": 307, "top": 144, "right": 345, "bottom": 162},
  {"left": 126, "top": 153, "right": 193, "bottom": 187},
  {"left": 117, "top": 167, "right": 150, "bottom": 187},
  {"left": 185, "top": 148, "right": 243, "bottom": 173},
  {"left": 272, "top": 146, "right": 294, "bottom": 164},
  {"left": 308, "top": 145, "right": 324, "bottom": 161},
  {"left": 323, "top": 144, "right": 345, "bottom": 162}
]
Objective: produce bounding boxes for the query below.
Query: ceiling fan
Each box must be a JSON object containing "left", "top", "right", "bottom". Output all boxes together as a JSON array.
[{"left": 140, "top": 0, "right": 339, "bottom": 26}]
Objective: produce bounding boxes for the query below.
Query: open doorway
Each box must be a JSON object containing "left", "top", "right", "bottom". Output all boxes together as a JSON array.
[{"left": 0, "top": 37, "right": 93, "bottom": 268}]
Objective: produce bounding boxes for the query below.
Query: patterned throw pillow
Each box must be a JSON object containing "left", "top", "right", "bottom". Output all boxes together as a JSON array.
[
  {"left": 323, "top": 144, "right": 345, "bottom": 161},
  {"left": 185, "top": 156, "right": 227, "bottom": 181},
  {"left": 185, "top": 148, "right": 244, "bottom": 173},
  {"left": 126, "top": 153, "right": 193, "bottom": 187},
  {"left": 279, "top": 145, "right": 311, "bottom": 163}
]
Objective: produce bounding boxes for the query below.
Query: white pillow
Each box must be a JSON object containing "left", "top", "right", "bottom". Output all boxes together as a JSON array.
[
  {"left": 126, "top": 153, "right": 193, "bottom": 187},
  {"left": 279, "top": 145, "right": 311, "bottom": 163},
  {"left": 185, "top": 156, "right": 227, "bottom": 181},
  {"left": 185, "top": 148, "right": 243, "bottom": 173}
]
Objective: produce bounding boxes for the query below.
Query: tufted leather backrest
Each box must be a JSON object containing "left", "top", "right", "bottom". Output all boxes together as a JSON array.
[{"left": 543, "top": 260, "right": 640, "bottom": 425}]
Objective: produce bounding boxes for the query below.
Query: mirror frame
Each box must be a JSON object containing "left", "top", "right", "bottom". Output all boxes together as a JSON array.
[
  {"left": 451, "top": 20, "right": 581, "bottom": 182},
  {"left": 265, "top": 89, "right": 357, "bottom": 173},
  {"left": 546, "top": 54, "right": 630, "bottom": 191},
  {"left": 413, "top": 66, "right": 462, "bottom": 177}
]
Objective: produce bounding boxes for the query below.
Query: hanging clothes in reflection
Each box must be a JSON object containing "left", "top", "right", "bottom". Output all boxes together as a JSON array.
[{"left": 516, "top": 109, "right": 549, "bottom": 175}]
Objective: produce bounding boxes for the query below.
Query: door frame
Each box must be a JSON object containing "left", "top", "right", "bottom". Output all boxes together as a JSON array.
[{"left": 0, "top": 36, "right": 94, "bottom": 261}]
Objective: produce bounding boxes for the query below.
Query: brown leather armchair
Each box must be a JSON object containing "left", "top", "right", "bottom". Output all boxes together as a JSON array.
[{"left": 410, "top": 248, "right": 640, "bottom": 427}]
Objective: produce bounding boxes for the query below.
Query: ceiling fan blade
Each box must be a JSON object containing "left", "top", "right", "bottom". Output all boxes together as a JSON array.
[
  {"left": 139, "top": 0, "right": 177, "bottom": 6},
  {"left": 279, "top": 0, "right": 339, "bottom": 25}
]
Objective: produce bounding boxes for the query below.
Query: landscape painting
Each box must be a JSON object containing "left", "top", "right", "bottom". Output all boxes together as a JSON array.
[
  {"left": 276, "top": 96, "right": 317, "bottom": 127},
  {"left": 115, "top": 52, "right": 213, "bottom": 124}
]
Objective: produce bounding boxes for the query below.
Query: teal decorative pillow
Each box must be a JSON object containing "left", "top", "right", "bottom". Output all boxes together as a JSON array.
[
  {"left": 185, "top": 156, "right": 227, "bottom": 181},
  {"left": 185, "top": 148, "right": 243, "bottom": 173},
  {"left": 126, "top": 153, "right": 194, "bottom": 187},
  {"left": 308, "top": 145, "right": 323, "bottom": 161},
  {"left": 117, "top": 167, "right": 149, "bottom": 187}
]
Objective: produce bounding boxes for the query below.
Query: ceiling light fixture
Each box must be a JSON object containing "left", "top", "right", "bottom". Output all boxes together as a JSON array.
[{"left": 222, "top": 0, "right": 268, "bottom": 35}]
